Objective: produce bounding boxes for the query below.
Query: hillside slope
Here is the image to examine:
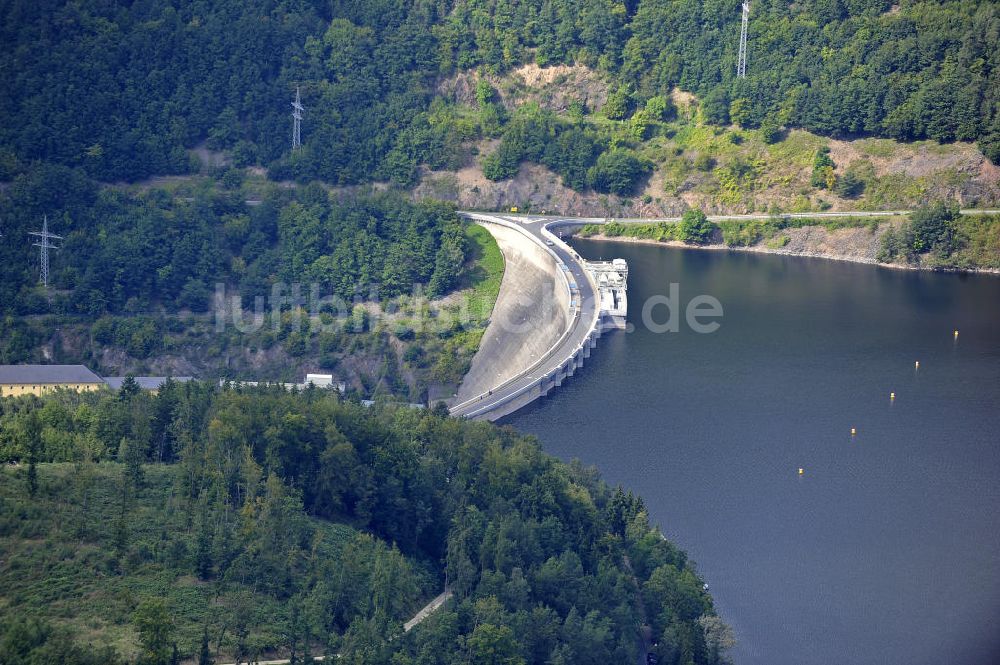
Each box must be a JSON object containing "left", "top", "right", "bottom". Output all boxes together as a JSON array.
[
  {"left": 1, "top": 0, "right": 997, "bottom": 186},
  {"left": 418, "top": 65, "right": 1000, "bottom": 217},
  {"left": 0, "top": 386, "right": 730, "bottom": 664},
  {"left": 0, "top": 464, "right": 431, "bottom": 661},
  {"left": 0, "top": 174, "right": 504, "bottom": 401}
]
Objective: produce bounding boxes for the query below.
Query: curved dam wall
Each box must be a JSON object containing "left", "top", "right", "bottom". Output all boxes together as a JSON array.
[
  {"left": 464, "top": 319, "right": 603, "bottom": 422},
  {"left": 454, "top": 221, "right": 571, "bottom": 404}
]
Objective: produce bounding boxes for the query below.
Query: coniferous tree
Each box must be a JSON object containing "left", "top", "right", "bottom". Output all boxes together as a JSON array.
[{"left": 118, "top": 375, "right": 141, "bottom": 402}]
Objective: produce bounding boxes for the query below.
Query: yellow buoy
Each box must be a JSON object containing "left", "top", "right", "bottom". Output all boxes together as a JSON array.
[
  {"left": 915, "top": 360, "right": 920, "bottom": 369},
  {"left": 798, "top": 468, "right": 804, "bottom": 475},
  {"left": 851, "top": 427, "right": 857, "bottom": 436},
  {"left": 954, "top": 330, "right": 959, "bottom": 337},
  {"left": 890, "top": 392, "right": 895, "bottom": 400}
]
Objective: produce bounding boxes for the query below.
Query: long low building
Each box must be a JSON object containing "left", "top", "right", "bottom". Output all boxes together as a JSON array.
[
  {"left": 221, "top": 373, "right": 346, "bottom": 393},
  {"left": 0, "top": 365, "right": 106, "bottom": 397},
  {"left": 0, "top": 365, "right": 195, "bottom": 397},
  {"left": 103, "top": 376, "right": 193, "bottom": 392}
]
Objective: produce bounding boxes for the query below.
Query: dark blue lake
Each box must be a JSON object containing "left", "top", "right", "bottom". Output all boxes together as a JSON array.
[{"left": 506, "top": 240, "right": 1000, "bottom": 665}]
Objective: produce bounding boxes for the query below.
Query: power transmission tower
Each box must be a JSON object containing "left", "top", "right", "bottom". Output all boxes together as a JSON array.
[
  {"left": 29, "top": 215, "right": 62, "bottom": 289},
  {"left": 291, "top": 86, "right": 304, "bottom": 151},
  {"left": 737, "top": 1, "right": 750, "bottom": 79}
]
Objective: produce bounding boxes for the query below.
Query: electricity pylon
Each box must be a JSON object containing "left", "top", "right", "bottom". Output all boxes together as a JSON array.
[
  {"left": 737, "top": 1, "right": 750, "bottom": 79},
  {"left": 291, "top": 86, "right": 304, "bottom": 151},
  {"left": 29, "top": 215, "right": 62, "bottom": 289}
]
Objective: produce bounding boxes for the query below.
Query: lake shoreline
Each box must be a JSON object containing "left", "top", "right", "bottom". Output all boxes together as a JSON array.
[
  {"left": 510, "top": 238, "right": 1000, "bottom": 665},
  {"left": 574, "top": 233, "right": 1000, "bottom": 276}
]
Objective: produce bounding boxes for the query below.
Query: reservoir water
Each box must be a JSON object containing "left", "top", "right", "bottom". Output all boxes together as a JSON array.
[{"left": 505, "top": 240, "right": 1000, "bottom": 665}]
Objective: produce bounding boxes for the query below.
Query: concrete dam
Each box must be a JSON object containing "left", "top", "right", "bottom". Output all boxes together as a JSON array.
[{"left": 450, "top": 214, "right": 627, "bottom": 421}]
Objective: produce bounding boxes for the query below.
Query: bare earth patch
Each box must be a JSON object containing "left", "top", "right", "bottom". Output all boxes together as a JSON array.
[
  {"left": 513, "top": 63, "right": 579, "bottom": 87},
  {"left": 670, "top": 88, "right": 698, "bottom": 119},
  {"left": 437, "top": 63, "right": 609, "bottom": 114},
  {"left": 417, "top": 161, "right": 666, "bottom": 218},
  {"left": 825, "top": 138, "right": 1000, "bottom": 206},
  {"left": 778, "top": 225, "right": 885, "bottom": 262},
  {"left": 828, "top": 138, "right": 973, "bottom": 178}
]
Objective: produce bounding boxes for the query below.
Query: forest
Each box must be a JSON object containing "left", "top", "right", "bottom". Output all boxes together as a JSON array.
[
  {"left": 2, "top": 0, "right": 996, "bottom": 330},
  {"left": 0, "top": 0, "right": 996, "bottom": 192},
  {"left": 0, "top": 383, "right": 731, "bottom": 664},
  {"left": 0, "top": 164, "right": 468, "bottom": 318}
]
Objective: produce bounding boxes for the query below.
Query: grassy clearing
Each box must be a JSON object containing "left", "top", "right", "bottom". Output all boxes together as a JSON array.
[
  {"left": 460, "top": 222, "right": 505, "bottom": 322},
  {"left": 765, "top": 130, "right": 827, "bottom": 170},
  {"left": 440, "top": 222, "right": 504, "bottom": 377}
]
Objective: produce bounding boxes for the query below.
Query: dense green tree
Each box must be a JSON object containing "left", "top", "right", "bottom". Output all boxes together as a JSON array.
[
  {"left": 810, "top": 149, "right": 836, "bottom": 190},
  {"left": 700, "top": 89, "right": 731, "bottom": 126},
  {"left": 909, "top": 201, "right": 959, "bottom": 255},
  {"left": 119, "top": 436, "right": 145, "bottom": 489},
  {"left": 133, "top": 600, "right": 175, "bottom": 665},
  {"left": 678, "top": 209, "right": 714, "bottom": 244},
  {"left": 604, "top": 87, "right": 633, "bottom": 121},
  {"left": 118, "top": 376, "right": 141, "bottom": 402},
  {"left": 0, "top": 176, "right": 468, "bottom": 317},
  {"left": 545, "top": 128, "right": 604, "bottom": 191},
  {"left": 467, "top": 623, "right": 525, "bottom": 665},
  {"left": 758, "top": 117, "right": 782, "bottom": 145},
  {"left": 0, "top": 618, "right": 122, "bottom": 665},
  {"left": 151, "top": 380, "right": 180, "bottom": 463},
  {"left": 834, "top": 171, "right": 865, "bottom": 199},
  {"left": 198, "top": 627, "right": 213, "bottom": 665},
  {"left": 588, "top": 149, "right": 650, "bottom": 195},
  {"left": 607, "top": 486, "right": 645, "bottom": 536},
  {"left": 12, "top": 410, "right": 44, "bottom": 497},
  {"left": 876, "top": 226, "right": 903, "bottom": 263},
  {"left": 645, "top": 95, "right": 675, "bottom": 122}
]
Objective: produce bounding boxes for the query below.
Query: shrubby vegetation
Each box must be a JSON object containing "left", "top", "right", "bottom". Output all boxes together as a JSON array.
[
  {"left": 878, "top": 204, "right": 1000, "bottom": 269},
  {"left": 581, "top": 209, "right": 876, "bottom": 246},
  {"left": 479, "top": 102, "right": 654, "bottom": 195},
  {"left": 909, "top": 203, "right": 959, "bottom": 255},
  {"left": 581, "top": 205, "right": 1000, "bottom": 270},
  {"left": 0, "top": 385, "right": 728, "bottom": 664},
  {"left": 588, "top": 148, "right": 653, "bottom": 196}
]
